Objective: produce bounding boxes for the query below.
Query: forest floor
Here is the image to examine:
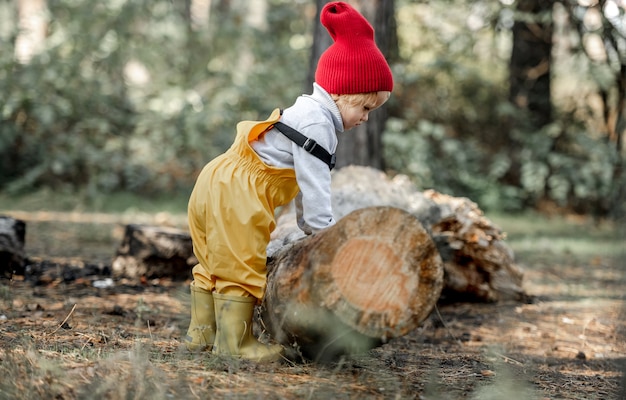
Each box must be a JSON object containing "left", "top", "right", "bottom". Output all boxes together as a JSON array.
[{"left": 0, "top": 209, "right": 624, "bottom": 399}]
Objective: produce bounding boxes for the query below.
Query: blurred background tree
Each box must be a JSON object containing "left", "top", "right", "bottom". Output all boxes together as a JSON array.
[
  {"left": 0, "top": 0, "right": 623, "bottom": 220},
  {"left": 308, "top": 0, "right": 398, "bottom": 169}
]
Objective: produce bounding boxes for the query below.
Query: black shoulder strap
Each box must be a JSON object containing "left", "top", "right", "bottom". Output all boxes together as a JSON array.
[{"left": 273, "top": 121, "right": 336, "bottom": 170}]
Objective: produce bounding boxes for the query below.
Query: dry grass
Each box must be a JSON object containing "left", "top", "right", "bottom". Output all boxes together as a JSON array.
[{"left": 0, "top": 210, "right": 624, "bottom": 399}]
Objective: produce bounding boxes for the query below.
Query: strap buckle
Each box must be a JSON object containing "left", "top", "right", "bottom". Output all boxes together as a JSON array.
[{"left": 303, "top": 138, "right": 317, "bottom": 153}]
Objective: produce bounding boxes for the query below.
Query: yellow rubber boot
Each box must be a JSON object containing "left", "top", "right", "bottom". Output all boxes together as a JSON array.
[
  {"left": 212, "top": 293, "right": 283, "bottom": 362},
  {"left": 183, "top": 283, "right": 216, "bottom": 352}
]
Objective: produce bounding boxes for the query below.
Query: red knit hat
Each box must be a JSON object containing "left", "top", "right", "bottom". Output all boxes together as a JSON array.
[{"left": 315, "top": 1, "right": 393, "bottom": 95}]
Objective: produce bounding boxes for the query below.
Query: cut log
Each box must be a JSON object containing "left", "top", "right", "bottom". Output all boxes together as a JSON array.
[
  {"left": 111, "top": 224, "right": 197, "bottom": 281},
  {"left": 22, "top": 257, "right": 111, "bottom": 286},
  {"left": 261, "top": 206, "right": 444, "bottom": 362},
  {"left": 0, "top": 216, "right": 27, "bottom": 279},
  {"left": 270, "top": 166, "right": 525, "bottom": 303}
]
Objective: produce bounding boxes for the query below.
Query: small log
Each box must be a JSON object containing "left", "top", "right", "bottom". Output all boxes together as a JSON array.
[
  {"left": 0, "top": 216, "right": 26, "bottom": 279},
  {"left": 261, "top": 206, "right": 444, "bottom": 362},
  {"left": 111, "top": 224, "right": 196, "bottom": 281}
]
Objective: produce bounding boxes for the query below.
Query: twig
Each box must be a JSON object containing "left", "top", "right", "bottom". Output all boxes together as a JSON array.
[
  {"left": 49, "top": 304, "right": 77, "bottom": 335},
  {"left": 492, "top": 351, "right": 524, "bottom": 366},
  {"left": 434, "top": 305, "right": 460, "bottom": 343},
  {"left": 80, "top": 336, "right": 94, "bottom": 351},
  {"left": 147, "top": 320, "right": 153, "bottom": 342},
  {"left": 279, "top": 351, "right": 297, "bottom": 367}
]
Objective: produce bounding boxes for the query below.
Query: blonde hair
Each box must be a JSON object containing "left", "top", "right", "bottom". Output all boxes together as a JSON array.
[
  {"left": 331, "top": 92, "right": 380, "bottom": 108},
  {"left": 331, "top": 92, "right": 390, "bottom": 116}
]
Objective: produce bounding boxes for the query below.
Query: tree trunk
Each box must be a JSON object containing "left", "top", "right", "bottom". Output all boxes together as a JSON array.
[
  {"left": 307, "top": 0, "right": 333, "bottom": 94},
  {"left": 307, "top": 0, "right": 397, "bottom": 169},
  {"left": 509, "top": 0, "right": 554, "bottom": 128},
  {"left": 111, "top": 224, "right": 196, "bottom": 281},
  {"left": 261, "top": 206, "right": 444, "bottom": 362}
]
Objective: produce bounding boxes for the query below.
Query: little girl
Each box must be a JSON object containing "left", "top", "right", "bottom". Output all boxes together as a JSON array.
[{"left": 184, "top": 1, "right": 393, "bottom": 362}]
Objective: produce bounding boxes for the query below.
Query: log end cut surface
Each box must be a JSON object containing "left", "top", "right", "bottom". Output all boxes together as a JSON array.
[
  {"left": 312, "top": 206, "right": 444, "bottom": 339},
  {"left": 330, "top": 238, "right": 409, "bottom": 314}
]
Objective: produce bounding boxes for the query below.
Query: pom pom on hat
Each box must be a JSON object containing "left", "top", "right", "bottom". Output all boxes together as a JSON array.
[{"left": 315, "top": 1, "right": 393, "bottom": 95}]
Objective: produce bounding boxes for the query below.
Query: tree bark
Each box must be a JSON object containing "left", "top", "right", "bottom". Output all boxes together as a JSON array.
[
  {"left": 421, "top": 190, "right": 526, "bottom": 303},
  {"left": 261, "top": 206, "right": 444, "bottom": 362}
]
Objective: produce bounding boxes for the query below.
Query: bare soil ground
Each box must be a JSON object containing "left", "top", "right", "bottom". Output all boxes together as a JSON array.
[{"left": 0, "top": 211, "right": 624, "bottom": 399}]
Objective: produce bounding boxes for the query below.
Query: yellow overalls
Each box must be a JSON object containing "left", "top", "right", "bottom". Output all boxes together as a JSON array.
[{"left": 188, "top": 109, "right": 300, "bottom": 300}]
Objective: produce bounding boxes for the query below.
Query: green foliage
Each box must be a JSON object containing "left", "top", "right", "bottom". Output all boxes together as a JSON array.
[
  {"left": 0, "top": 0, "right": 623, "bottom": 218},
  {"left": 384, "top": 105, "right": 623, "bottom": 214},
  {"left": 384, "top": 115, "right": 528, "bottom": 212},
  {"left": 514, "top": 119, "right": 621, "bottom": 214},
  {"left": 1, "top": 1, "right": 138, "bottom": 194},
  {"left": 387, "top": 0, "right": 523, "bottom": 210},
  {"left": 0, "top": 0, "right": 310, "bottom": 199},
  {"left": 386, "top": 0, "right": 625, "bottom": 216}
]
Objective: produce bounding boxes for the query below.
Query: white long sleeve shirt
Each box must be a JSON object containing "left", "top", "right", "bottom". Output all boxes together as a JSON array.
[{"left": 250, "top": 83, "right": 343, "bottom": 234}]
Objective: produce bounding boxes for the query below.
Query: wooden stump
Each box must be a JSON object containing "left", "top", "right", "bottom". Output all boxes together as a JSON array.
[
  {"left": 111, "top": 224, "right": 196, "bottom": 281},
  {"left": 261, "top": 206, "right": 444, "bottom": 362},
  {"left": 0, "top": 216, "right": 26, "bottom": 279}
]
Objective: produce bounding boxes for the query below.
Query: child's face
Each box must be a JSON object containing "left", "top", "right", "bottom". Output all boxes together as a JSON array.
[{"left": 334, "top": 91, "right": 391, "bottom": 131}]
